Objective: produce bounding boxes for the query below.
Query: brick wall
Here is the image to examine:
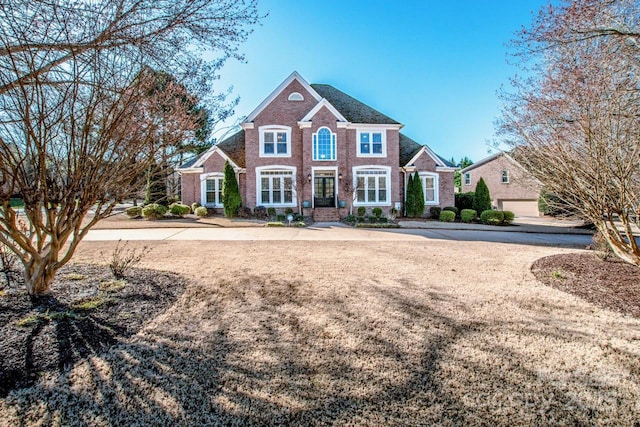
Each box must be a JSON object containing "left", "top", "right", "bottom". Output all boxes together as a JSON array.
[{"left": 461, "top": 154, "right": 541, "bottom": 205}]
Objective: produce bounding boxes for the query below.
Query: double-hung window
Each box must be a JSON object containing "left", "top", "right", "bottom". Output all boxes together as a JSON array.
[
  {"left": 354, "top": 167, "right": 390, "bottom": 205},
  {"left": 357, "top": 130, "right": 385, "bottom": 156},
  {"left": 260, "top": 126, "right": 291, "bottom": 157},
  {"left": 464, "top": 172, "right": 471, "bottom": 186},
  {"left": 313, "top": 127, "right": 336, "bottom": 161},
  {"left": 501, "top": 170, "right": 510, "bottom": 184},
  {"left": 420, "top": 173, "right": 439, "bottom": 205},
  {"left": 201, "top": 174, "right": 223, "bottom": 207},
  {"left": 258, "top": 168, "right": 295, "bottom": 206}
]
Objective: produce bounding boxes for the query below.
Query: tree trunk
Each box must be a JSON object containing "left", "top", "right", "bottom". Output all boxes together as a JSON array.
[
  {"left": 600, "top": 223, "right": 640, "bottom": 267},
  {"left": 23, "top": 250, "right": 59, "bottom": 296}
]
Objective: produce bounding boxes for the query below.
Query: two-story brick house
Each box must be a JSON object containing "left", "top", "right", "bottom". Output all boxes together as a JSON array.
[{"left": 179, "top": 72, "right": 455, "bottom": 219}]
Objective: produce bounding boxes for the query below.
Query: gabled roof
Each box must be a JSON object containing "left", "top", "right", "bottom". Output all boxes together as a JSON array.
[
  {"left": 215, "top": 130, "right": 246, "bottom": 168},
  {"left": 311, "top": 84, "right": 401, "bottom": 125},
  {"left": 244, "top": 72, "right": 322, "bottom": 123},
  {"left": 178, "top": 130, "right": 246, "bottom": 171},
  {"left": 460, "top": 152, "right": 509, "bottom": 174},
  {"left": 399, "top": 133, "right": 455, "bottom": 169}
]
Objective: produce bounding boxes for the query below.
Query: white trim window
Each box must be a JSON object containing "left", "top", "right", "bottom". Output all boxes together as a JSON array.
[
  {"left": 353, "top": 167, "right": 391, "bottom": 205},
  {"left": 313, "top": 127, "right": 336, "bottom": 161},
  {"left": 501, "top": 170, "right": 510, "bottom": 184},
  {"left": 357, "top": 129, "right": 386, "bottom": 157},
  {"left": 420, "top": 172, "right": 439, "bottom": 205},
  {"left": 257, "top": 167, "right": 296, "bottom": 206},
  {"left": 259, "top": 125, "right": 291, "bottom": 157},
  {"left": 464, "top": 172, "right": 471, "bottom": 186},
  {"left": 200, "top": 173, "right": 223, "bottom": 207}
]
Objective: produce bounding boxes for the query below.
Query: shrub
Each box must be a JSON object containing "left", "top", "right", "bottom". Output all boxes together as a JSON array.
[
  {"left": 439, "top": 210, "right": 456, "bottom": 222},
  {"left": 104, "top": 239, "right": 149, "bottom": 279},
  {"left": 191, "top": 202, "right": 201, "bottom": 213},
  {"left": 195, "top": 206, "right": 208, "bottom": 218},
  {"left": 238, "top": 207, "right": 252, "bottom": 218},
  {"left": 345, "top": 214, "right": 356, "bottom": 223},
  {"left": 285, "top": 207, "right": 294, "bottom": 215},
  {"left": 455, "top": 191, "right": 475, "bottom": 211},
  {"left": 254, "top": 206, "right": 267, "bottom": 219},
  {"left": 293, "top": 213, "right": 304, "bottom": 222},
  {"left": 405, "top": 171, "right": 425, "bottom": 217},
  {"left": 267, "top": 207, "right": 276, "bottom": 217},
  {"left": 429, "top": 206, "right": 442, "bottom": 219},
  {"left": 480, "top": 209, "right": 504, "bottom": 225},
  {"left": 276, "top": 214, "right": 286, "bottom": 222},
  {"left": 460, "top": 209, "right": 477, "bottom": 223},
  {"left": 125, "top": 206, "right": 142, "bottom": 218},
  {"left": 502, "top": 210, "right": 515, "bottom": 224},
  {"left": 473, "top": 178, "right": 492, "bottom": 214},
  {"left": 356, "top": 216, "right": 365, "bottom": 223},
  {"left": 357, "top": 206, "right": 366, "bottom": 217},
  {"left": 222, "top": 161, "right": 242, "bottom": 217},
  {"left": 167, "top": 195, "right": 180, "bottom": 205},
  {"left": 266, "top": 222, "right": 284, "bottom": 227},
  {"left": 442, "top": 206, "right": 459, "bottom": 217},
  {"left": 169, "top": 203, "right": 190, "bottom": 217},
  {"left": 293, "top": 221, "right": 306, "bottom": 227},
  {"left": 372, "top": 207, "right": 383, "bottom": 218},
  {"left": 378, "top": 216, "right": 388, "bottom": 223},
  {"left": 142, "top": 203, "right": 167, "bottom": 220}
]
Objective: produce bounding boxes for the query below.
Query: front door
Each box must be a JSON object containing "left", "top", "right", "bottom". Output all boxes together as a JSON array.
[{"left": 314, "top": 174, "right": 335, "bottom": 207}]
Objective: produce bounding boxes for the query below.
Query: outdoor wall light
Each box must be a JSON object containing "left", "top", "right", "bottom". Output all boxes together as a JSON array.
[
  {"left": 338, "top": 173, "right": 343, "bottom": 181},
  {"left": 307, "top": 173, "right": 312, "bottom": 182}
]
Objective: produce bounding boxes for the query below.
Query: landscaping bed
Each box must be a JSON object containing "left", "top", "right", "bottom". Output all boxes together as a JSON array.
[
  {"left": 532, "top": 252, "right": 640, "bottom": 318},
  {"left": 0, "top": 264, "right": 189, "bottom": 397}
]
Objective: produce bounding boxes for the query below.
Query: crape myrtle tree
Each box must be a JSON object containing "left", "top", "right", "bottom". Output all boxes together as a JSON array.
[
  {"left": 499, "top": 0, "right": 640, "bottom": 266},
  {"left": 0, "top": 0, "right": 260, "bottom": 295}
]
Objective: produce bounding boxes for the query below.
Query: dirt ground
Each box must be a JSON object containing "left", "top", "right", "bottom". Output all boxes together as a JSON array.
[{"left": 1, "top": 239, "right": 639, "bottom": 425}]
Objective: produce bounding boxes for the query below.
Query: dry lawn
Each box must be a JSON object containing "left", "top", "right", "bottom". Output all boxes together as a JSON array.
[{"left": 1, "top": 239, "right": 639, "bottom": 426}]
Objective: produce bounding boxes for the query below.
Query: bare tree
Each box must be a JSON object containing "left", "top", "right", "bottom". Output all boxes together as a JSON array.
[
  {"left": 0, "top": 1, "right": 260, "bottom": 295},
  {"left": 499, "top": 0, "right": 640, "bottom": 266}
]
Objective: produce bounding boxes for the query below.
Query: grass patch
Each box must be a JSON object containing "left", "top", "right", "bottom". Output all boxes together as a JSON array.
[
  {"left": 99, "top": 279, "right": 126, "bottom": 293},
  {"left": 72, "top": 296, "right": 106, "bottom": 311}
]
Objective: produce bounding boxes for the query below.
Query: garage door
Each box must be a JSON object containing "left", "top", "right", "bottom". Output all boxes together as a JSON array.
[{"left": 499, "top": 200, "right": 539, "bottom": 217}]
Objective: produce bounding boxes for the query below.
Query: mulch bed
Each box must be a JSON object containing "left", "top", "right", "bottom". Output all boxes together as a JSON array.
[
  {"left": 0, "top": 264, "right": 188, "bottom": 397},
  {"left": 531, "top": 252, "right": 640, "bottom": 318}
]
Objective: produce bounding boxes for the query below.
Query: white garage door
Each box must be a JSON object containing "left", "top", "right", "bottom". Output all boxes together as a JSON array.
[{"left": 499, "top": 200, "right": 539, "bottom": 217}]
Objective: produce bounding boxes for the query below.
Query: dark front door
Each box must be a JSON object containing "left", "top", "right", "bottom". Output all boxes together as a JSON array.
[{"left": 314, "top": 176, "right": 335, "bottom": 207}]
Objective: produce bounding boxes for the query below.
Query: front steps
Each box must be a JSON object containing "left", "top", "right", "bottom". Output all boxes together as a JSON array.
[{"left": 312, "top": 207, "right": 341, "bottom": 222}]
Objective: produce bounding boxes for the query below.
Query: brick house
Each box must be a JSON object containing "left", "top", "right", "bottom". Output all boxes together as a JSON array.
[
  {"left": 178, "top": 72, "right": 455, "bottom": 219},
  {"left": 460, "top": 152, "right": 542, "bottom": 216}
]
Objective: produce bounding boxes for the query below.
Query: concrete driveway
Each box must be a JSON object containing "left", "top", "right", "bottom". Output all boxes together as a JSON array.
[{"left": 84, "top": 225, "right": 592, "bottom": 248}]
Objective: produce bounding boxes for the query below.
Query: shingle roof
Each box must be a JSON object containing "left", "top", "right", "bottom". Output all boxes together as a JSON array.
[
  {"left": 398, "top": 133, "right": 454, "bottom": 168},
  {"left": 216, "top": 130, "right": 246, "bottom": 168},
  {"left": 310, "top": 84, "right": 401, "bottom": 125},
  {"left": 179, "top": 155, "right": 200, "bottom": 169}
]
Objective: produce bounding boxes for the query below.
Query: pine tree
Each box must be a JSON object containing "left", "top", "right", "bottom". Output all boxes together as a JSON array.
[
  {"left": 473, "top": 177, "right": 492, "bottom": 213},
  {"left": 222, "top": 161, "right": 242, "bottom": 217},
  {"left": 405, "top": 173, "right": 415, "bottom": 217},
  {"left": 413, "top": 171, "right": 425, "bottom": 217}
]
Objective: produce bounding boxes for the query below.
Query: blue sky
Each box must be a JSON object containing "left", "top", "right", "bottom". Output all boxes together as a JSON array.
[{"left": 214, "top": 0, "right": 549, "bottom": 164}]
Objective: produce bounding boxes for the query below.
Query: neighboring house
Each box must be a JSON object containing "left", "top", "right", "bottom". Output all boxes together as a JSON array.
[
  {"left": 178, "top": 72, "right": 455, "bottom": 219},
  {"left": 460, "top": 152, "right": 542, "bottom": 217}
]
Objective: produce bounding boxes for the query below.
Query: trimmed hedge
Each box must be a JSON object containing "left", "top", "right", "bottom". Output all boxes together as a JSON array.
[
  {"left": 460, "top": 209, "right": 477, "bottom": 223},
  {"left": 439, "top": 210, "right": 456, "bottom": 222},
  {"left": 195, "top": 206, "right": 208, "bottom": 218},
  {"left": 455, "top": 191, "right": 475, "bottom": 211},
  {"left": 191, "top": 202, "right": 201, "bottom": 213},
  {"left": 480, "top": 209, "right": 504, "bottom": 225},
  {"left": 142, "top": 203, "right": 167, "bottom": 220},
  {"left": 372, "top": 207, "right": 383, "bottom": 218},
  {"left": 429, "top": 206, "right": 442, "bottom": 219},
  {"left": 442, "top": 206, "right": 459, "bottom": 217},
  {"left": 125, "top": 206, "right": 142, "bottom": 218},
  {"left": 503, "top": 210, "right": 515, "bottom": 224},
  {"left": 169, "top": 203, "right": 191, "bottom": 216}
]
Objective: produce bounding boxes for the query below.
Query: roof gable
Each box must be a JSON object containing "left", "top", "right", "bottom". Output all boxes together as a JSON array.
[
  {"left": 399, "top": 133, "right": 455, "bottom": 168},
  {"left": 244, "top": 72, "right": 322, "bottom": 123},
  {"left": 311, "top": 84, "right": 401, "bottom": 125},
  {"left": 299, "top": 98, "right": 347, "bottom": 123}
]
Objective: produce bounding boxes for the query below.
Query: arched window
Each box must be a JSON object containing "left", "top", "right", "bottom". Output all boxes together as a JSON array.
[{"left": 313, "top": 127, "right": 336, "bottom": 161}]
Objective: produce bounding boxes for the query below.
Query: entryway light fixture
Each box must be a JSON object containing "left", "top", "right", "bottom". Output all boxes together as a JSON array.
[
  {"left": 338, "top": 173, "right": 343, "bottom": 181},
  {"left": 307, "top": 173, "right": 312, "bottom": 182}
]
